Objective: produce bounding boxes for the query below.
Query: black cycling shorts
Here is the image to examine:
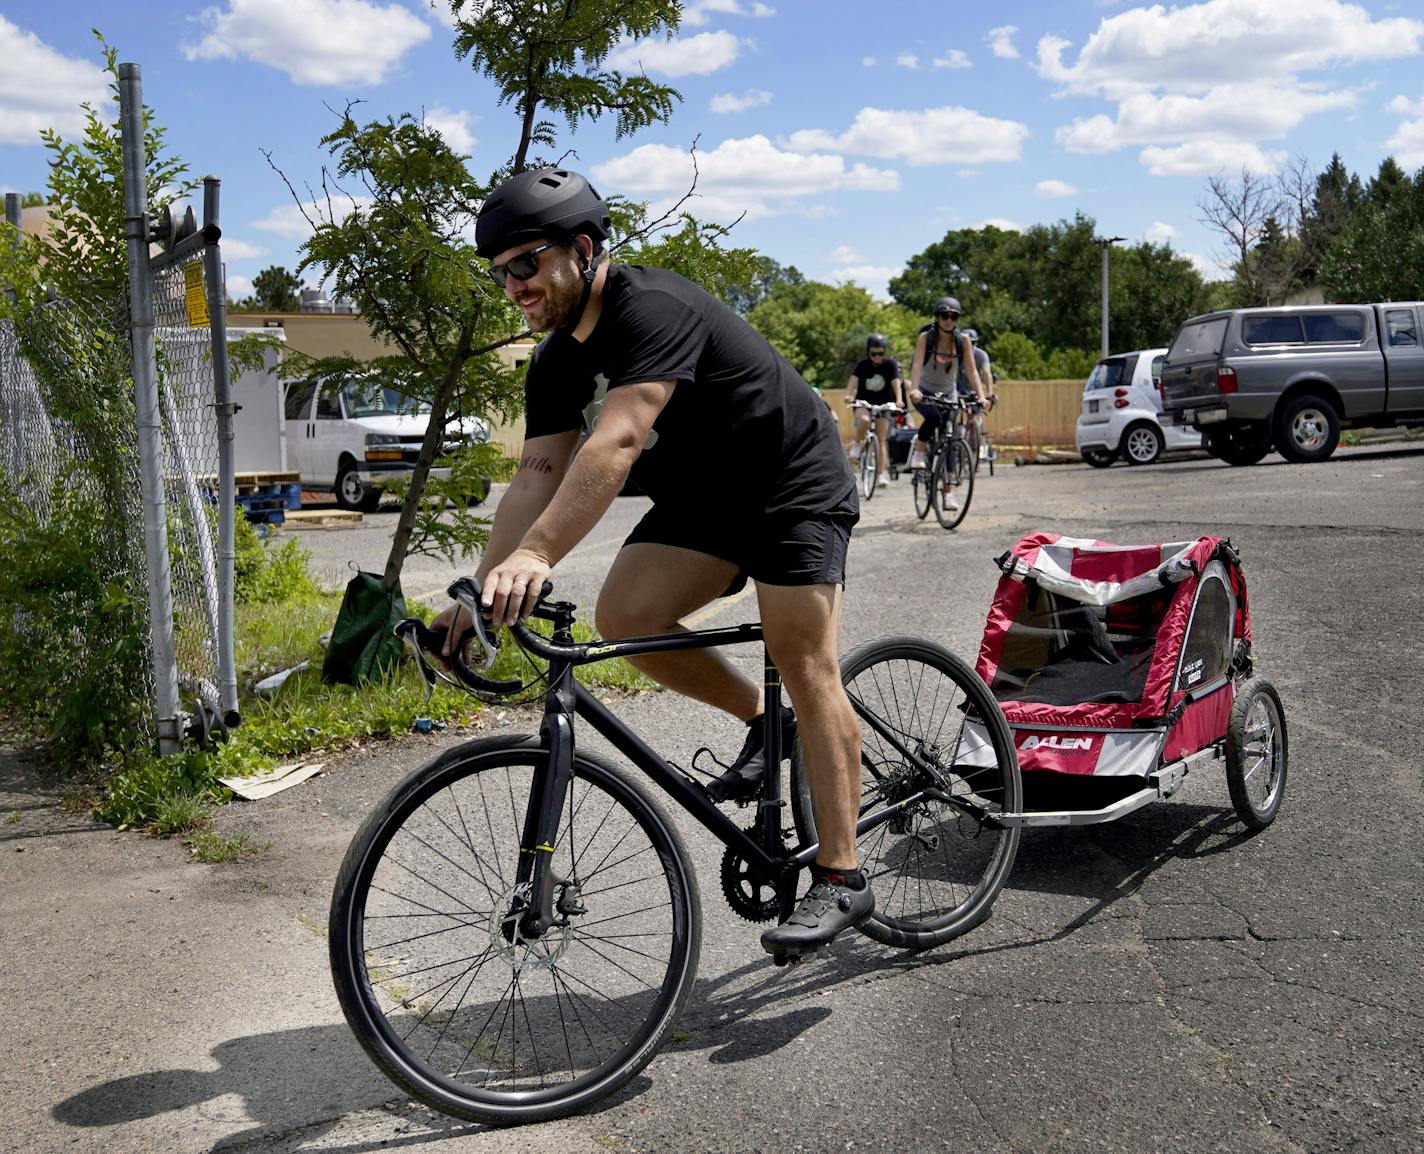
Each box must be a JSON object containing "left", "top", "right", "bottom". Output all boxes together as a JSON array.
[{"left": 624, "top": 492, "right": 858, "bottom": 596}]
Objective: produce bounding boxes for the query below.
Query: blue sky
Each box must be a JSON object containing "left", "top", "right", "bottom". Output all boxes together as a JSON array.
[{"left": 3, "top": 0, "right": 1424, "bottom": 302}]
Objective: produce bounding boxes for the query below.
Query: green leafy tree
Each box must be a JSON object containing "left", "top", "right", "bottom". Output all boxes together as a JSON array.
[
  {"left": 1110, "top": 241, "right": 1214, "bottom": 349},
  {"left": 16, "top": 192, "right": 46, "bottom": 208},
  {"left": 1319, "top": 159, "right": 1424, "bottom": 302},
  {"left": 723, "top": 255, "right": 805, "bottom": 314},
  {"left": 745, "top": 279, "right": 920, "bottom": 386},
  {"left": 1298, "top": 153, "right": 1364, "bottom": 285},
  {"left": 249, "top": 265, "right": 302, "bottom": 311},
  {"left": 280, "top": 0, "right": 753, "bottom": 594}
]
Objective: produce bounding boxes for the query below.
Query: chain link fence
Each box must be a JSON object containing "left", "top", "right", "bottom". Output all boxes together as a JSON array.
[{"left": 1, "top": 172, "right": 236, "bottom": 754}]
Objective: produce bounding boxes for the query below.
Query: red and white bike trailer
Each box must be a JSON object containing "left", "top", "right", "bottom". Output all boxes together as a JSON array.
[{"left": 962, "top": 532, "right": 1288, "bottom": 830}]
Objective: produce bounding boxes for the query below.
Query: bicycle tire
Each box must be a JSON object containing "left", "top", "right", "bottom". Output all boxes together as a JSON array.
[
  {"left": 790, "top": 637, "right": 1022, "bottom": 949},
  {"left": 911, "top": 446, "right": 933, "bottom": 519},
  {"left": 860, "top": 436, "right": 878, "bottom": 500},
  {"left": 932, "top": 438, "right": 974, "bottom": 530},
  {"left": 329, "top": 735, "right": 701, "bottom": 1125}
]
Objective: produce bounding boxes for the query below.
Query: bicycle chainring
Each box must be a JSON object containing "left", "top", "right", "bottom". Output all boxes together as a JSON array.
[{"left": 720, "top": 834, "right": 779, "bottom": 922}]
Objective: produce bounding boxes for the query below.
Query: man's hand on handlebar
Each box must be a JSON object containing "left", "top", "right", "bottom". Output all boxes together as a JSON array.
[{"left": 480, "top": 547, "right": 552, "bottom": 626}]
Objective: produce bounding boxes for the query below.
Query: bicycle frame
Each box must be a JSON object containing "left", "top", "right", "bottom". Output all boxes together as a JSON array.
[{"left": 500, "top": 597, "right": 968, "bottom": 938}]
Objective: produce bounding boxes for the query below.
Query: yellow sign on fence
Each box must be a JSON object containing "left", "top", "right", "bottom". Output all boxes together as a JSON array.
[{"left": 183, "top": 261, "right": 210, "bottom": 328}]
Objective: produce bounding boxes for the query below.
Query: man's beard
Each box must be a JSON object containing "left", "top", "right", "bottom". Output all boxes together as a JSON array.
[{"left": 523, "top": 258, "right": 584, "bottom": 332}]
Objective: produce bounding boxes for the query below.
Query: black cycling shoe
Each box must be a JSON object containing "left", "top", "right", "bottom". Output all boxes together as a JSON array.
[
  {"left": 704, "top": 706, "right": 796, "bottom": 804},
  {"left": 761, "top": 876, "right": 875, "bottom": 957}
]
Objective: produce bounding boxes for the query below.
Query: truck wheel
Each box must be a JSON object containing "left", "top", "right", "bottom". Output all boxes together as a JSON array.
[
  {"left": 1122, "top": 422, "right": 1164, "bottom": 465},
  {"left": 1274, "top": 394, "right": 1340, "bottom": 463},
  {"left": 1205, "top": 422, "right": 1272, "bottom": 466},
  {"left": 336, "top": 464, "right": 382, "bottom": 512},
  {"left": 1081, "top": 447, "right": 1117, "bottom": 468}
]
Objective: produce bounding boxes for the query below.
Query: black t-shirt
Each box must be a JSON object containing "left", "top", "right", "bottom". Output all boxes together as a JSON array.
[
  {"left": 525, "top": 264, "right": 854, "bottom": 518},
  {"left": 851, "top": 357, "right": 901, "bottom": 401}
]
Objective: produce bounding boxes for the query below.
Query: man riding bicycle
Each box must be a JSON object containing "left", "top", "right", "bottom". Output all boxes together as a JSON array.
[
  {"left": 434, "top": 167, "right": 873, "bottom": 955},
  {"left": 908, "top": 297, "right": 990, "bottom": 508},
  {"left": 846, "top": 333, "right": 904, "bottom": 486}
]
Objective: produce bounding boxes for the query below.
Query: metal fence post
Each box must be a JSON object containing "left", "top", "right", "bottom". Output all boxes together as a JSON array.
[
  {"left": 119, "top": 63, "right": 182, "bottom": 756},
  {"left": 202, "top": 176, "right": 240, "bottom": 729}
]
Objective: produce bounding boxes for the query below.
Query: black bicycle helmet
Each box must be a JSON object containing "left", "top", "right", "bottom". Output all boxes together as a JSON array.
[
  {"left": 475, "top": 168, "right": 611, "bottom": 259},
  {"left": 933, "top": 295, "right": 961, "bottom": 315},
  {"left": 866, "top": 332, "right": 886, "bottom": 352}
]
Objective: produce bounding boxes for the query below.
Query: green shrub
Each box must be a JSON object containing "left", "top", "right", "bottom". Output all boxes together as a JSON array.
[{"left": 234, "top": 514, "right": 318, "bottom": 604}]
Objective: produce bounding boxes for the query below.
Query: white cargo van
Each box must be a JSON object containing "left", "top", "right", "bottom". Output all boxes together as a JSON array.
[{"left": 284, "top": 379, "right": 490, "bottom": 511}]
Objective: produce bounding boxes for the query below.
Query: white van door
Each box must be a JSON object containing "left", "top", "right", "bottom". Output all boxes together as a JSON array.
[
  {"left": 283, "top": 381, "right": 317, "bottom": 484},
  {"left": 310, "top": 386, "right": 348, "bottom": 487}
]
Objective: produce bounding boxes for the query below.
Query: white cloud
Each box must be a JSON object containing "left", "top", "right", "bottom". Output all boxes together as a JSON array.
[
  {"left": 978, "top": 217, "right": 1020, "bottom": 231},
  {"left": 784, "top": 106, "right": 1029, "bottom": 166},
  {"left": 225, "top": 274, "right": 254, "bottom": 299},
  {"left": 897, "top": 53, "right": 920, "bottom": 70},
  {"left": 424, "top": 105, "right": 475, "bottom": 154},
  {"left": 606, "top": 30, "right": 742, "bottom": 77},
  {"left": 957, "top": 168, "right": 979, "bottom": 178},
  {"left": 251, "top": 195, "right": 374, "bottom": 238},
  {"left": 987, "top": 26, "right": 1019, "bottom": 59},
  {"left": 861, "top": 56, "right": 877, "bottom": 67},
  {"left": 1143, "top": 221, "right": 1178, "bottom": 244},
  {"left": 1139, "top": 140, "right": 1285, "bottom": 177},
  {"left": 710, "top": 89, "right": 772, "bottom": 114},
  {"left": 591, "top": 135, "right": 898, "bottom": 220},
  {"left": 184, "top": 0, "right": 432, "bottom": 85},
  {"left": 682, "top": 0, "right": 774, "bottom": 26},
  {"left": 1387, "top": 94, "right": 1424, "bottom": 167},
  {"left": 0, "top": 16, "right": 108, "bottom": 146},
  {"left": 934, "top": 50, "right": 971, "bottom": 69},
  {"left": 829, "top": 244, "right": 863, "bottom": 263},
  {"left": 827, "top": 265, "right": 901, "bottom": 298},
  {"left": 1036, "top": 0, "right": 1422, "bottom": 99},
  {"left": 220, "top": 238, "right": 269, "bottom": 261},
  {"left": 1035, "top": 179, "right": 1078, "bottom": 198},
  {"left": 1055, "top": 84, "right": 1357, "bottom": 155},
  {"left": 1038, "top": 0, "right": 1417, "bottom": 177}
]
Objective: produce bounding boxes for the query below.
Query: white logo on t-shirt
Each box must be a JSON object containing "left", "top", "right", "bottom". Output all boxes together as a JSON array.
[{"left": 582, "top": 373, "right": 659, "bottom": 450}]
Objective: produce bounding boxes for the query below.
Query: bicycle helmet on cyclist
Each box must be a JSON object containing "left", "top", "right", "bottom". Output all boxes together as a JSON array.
[
  {"left": 865, "top": 332, "right": 887, "bottom": 353},
  {"left": 964, "top": 328, "right": 980, "bottom": 343},
  {"left": 475, "top": 167, "right": 611, "bottom": 260},
  {"left": 932, "top": 296, "right": 961, "bottom": 317}
]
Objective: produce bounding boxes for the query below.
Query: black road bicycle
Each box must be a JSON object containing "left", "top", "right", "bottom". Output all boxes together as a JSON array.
[
  {"left": 328, "top": 577, "right": 1022, "bottom": 1126},
  {"left": 910, "top": 392, "right": 975, "bottom": 530}
]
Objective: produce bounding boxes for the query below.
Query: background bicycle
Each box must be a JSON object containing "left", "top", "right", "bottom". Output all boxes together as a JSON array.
[
  {"left": 848, "top": 399, "right": 903, "bottom": 500},
  {"left": 909, "top": 392, "right": 975, "bottom": 529}
]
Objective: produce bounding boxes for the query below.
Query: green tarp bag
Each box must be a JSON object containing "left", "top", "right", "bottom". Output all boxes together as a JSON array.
[{"left": 322, "top": 570, "right": 408, "bottom": 685}]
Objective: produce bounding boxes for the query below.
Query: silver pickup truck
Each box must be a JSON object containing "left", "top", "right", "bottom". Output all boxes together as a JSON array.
[{"left": 1160, "top": 303, "right": 1424, "bottom": 464}]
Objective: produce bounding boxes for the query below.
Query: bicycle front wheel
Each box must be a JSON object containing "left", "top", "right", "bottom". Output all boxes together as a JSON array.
[
  {"left": 860, "top": 435, "right": 879, "bottom": 500},
  {"left": 329, "top": 736, "right": 702, "bottom": 1125},
  {"left": 932, "top": 438, "right": 974, "bottom": 530},
  {"left": 792, "top": 637, "right": 1021, "bottom": 949}
]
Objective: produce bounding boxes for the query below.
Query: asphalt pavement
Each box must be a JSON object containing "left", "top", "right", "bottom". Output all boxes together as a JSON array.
[{"left": 3, "top": 442, "right": 1422, "bottom": 1153}]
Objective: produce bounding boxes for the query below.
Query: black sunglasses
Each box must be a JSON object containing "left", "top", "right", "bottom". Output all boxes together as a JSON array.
[
  {"left": 936, "top": 310, "right": 960, "bottom": 320},
  {"left": 868, "top": 349, "right": 885, "bottom": 357},
  {"left": 489, "top": 240, "right": 560, "bottom": 288}
]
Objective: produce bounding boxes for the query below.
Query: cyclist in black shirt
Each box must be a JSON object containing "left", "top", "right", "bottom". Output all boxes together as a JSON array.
[
  {"left": 846, "top": 333, "right": 904, "bottom": 486},
  {"left": 434, "top": 168, "right": 873, "bottom": 955}
]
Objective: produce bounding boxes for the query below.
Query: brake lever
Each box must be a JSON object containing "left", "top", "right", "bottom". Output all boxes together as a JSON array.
[
  {"left": 395, "top": 618, "right": 440, "bottom": 702},
  {"left": 447, "top": 577, "right": 499, "bottom": 671}
]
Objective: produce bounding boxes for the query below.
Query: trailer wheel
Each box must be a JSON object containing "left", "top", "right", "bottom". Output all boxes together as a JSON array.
[{"left": 1226, "top": 677, "right": 1288, "bottom": 830}]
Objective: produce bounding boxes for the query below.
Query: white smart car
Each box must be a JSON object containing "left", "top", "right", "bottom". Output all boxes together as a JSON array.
[{"left": 1076, "top": 347, "right": 1202, "bottom": 467}]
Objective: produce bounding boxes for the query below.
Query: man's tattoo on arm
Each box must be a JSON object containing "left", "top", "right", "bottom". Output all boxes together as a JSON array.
[{"left": 520, "top": 453, "right": 555, "bottom": 475}]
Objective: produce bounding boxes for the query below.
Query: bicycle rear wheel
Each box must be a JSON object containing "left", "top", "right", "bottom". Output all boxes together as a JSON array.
[
  {"left": 791, "top": 637, "right": 1021, "bottom": 949},
  {"left": 932, "top": 438, "right": 974, "bottom": 530},
  {"left": 329, "top": 736, "right": 701, "bottom": 1125},
  {"left": 859, "top": 436, "right": 878, "bottom": 500}
]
